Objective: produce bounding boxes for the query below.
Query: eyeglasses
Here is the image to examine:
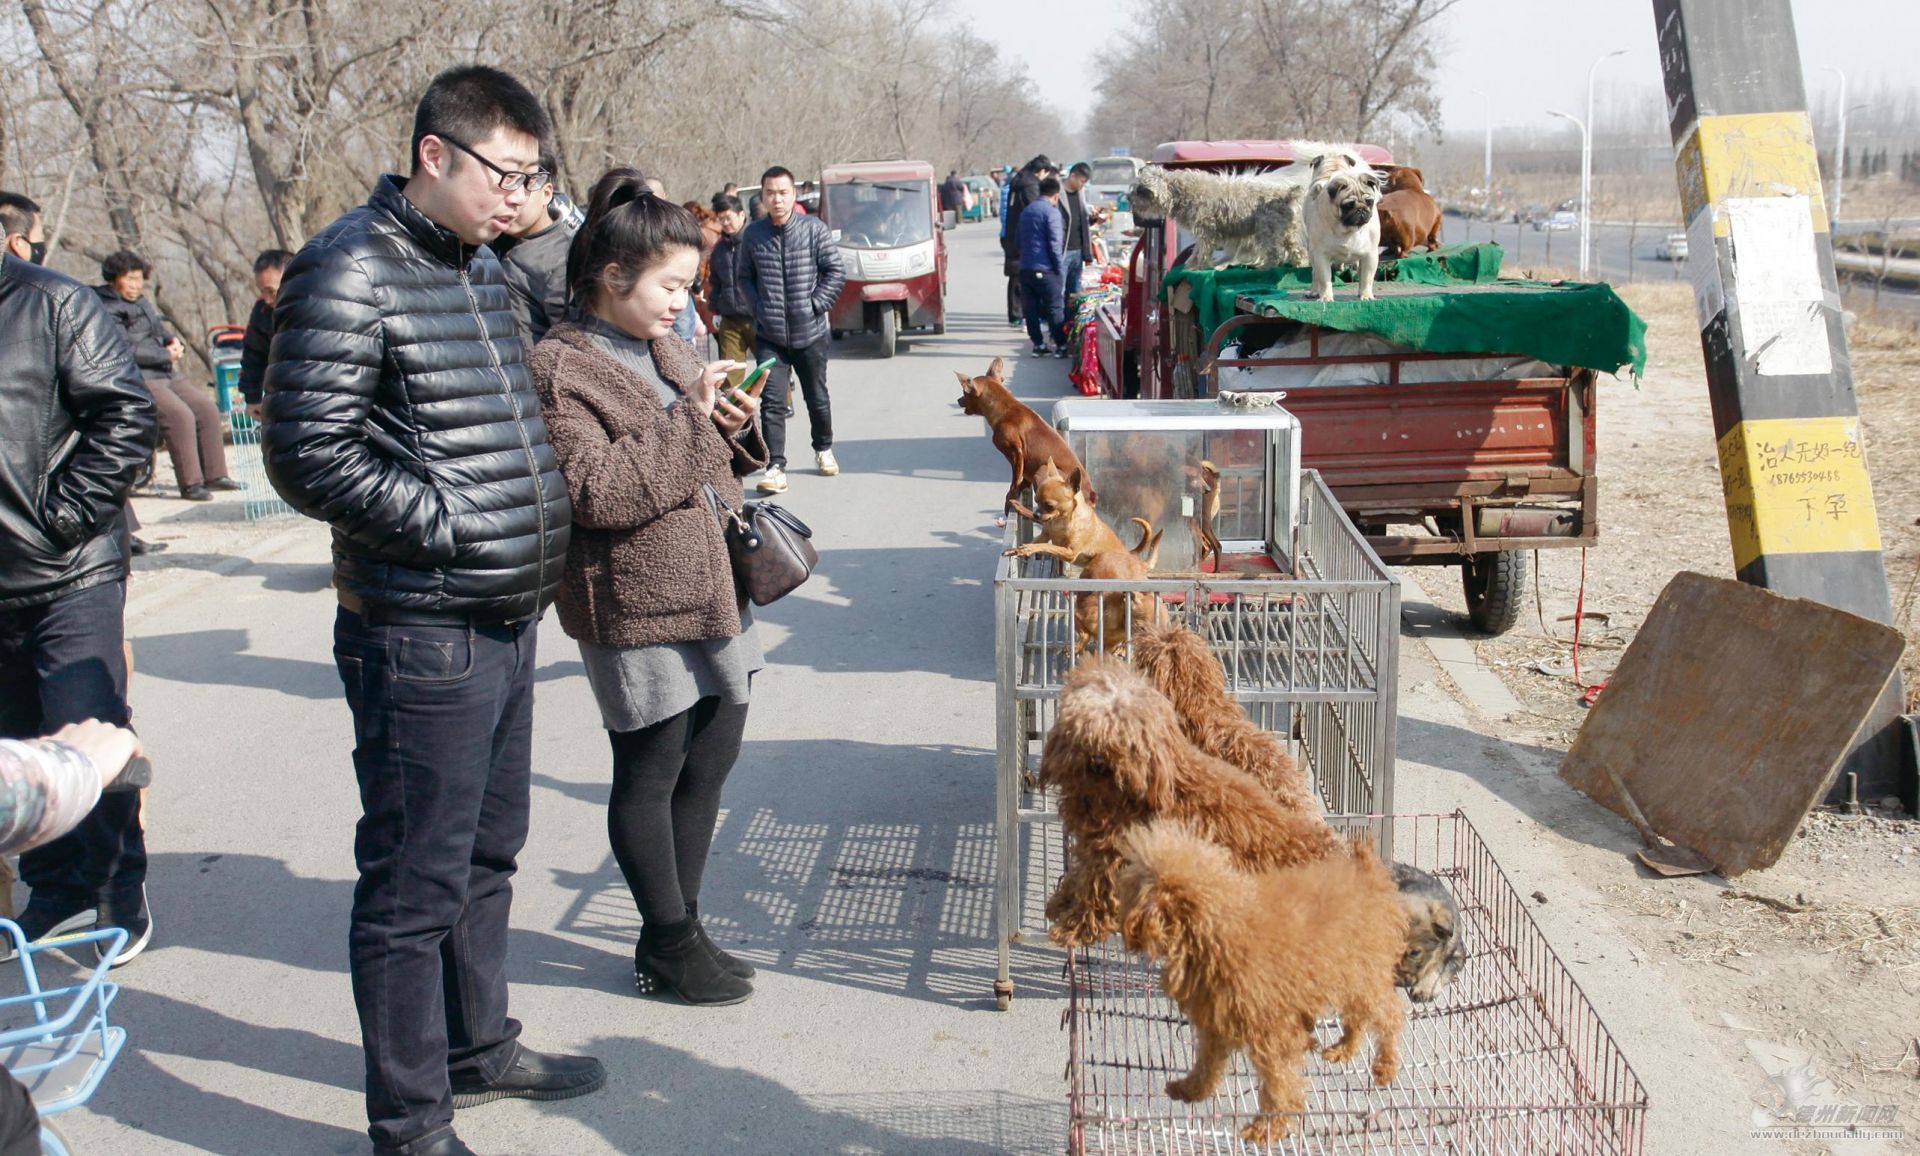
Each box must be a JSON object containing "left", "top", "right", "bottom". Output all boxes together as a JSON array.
[{"left": 438, "top": 135, "right": 552, "bottom": 193}]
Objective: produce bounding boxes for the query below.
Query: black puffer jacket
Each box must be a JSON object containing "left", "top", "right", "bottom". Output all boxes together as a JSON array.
[
  {"left": 93, "top": 287, "right": 174, "bottom": 374},
  {"left": 262, "top": 176, "right": 572, "bottom": 622},
  {"left": 706, "top": 231, "right": 752, "bottom": 320},
  {"left": 498, "top": 193, "right": 581, "bottom": 346},
  {"left": 738, "top": 212, "right": 845, "bottom": 347},
  {"left": 0, "top": 256, "right": 159, "bottom": 610}
]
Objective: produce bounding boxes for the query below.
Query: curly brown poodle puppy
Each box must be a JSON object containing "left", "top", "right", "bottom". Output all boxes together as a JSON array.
[
  {"left": 1118, "top": 819, "right": 1405, "bottom": 1144},
  {"left": 1129, "top": 620, "right": 1317, "bottom": 815},
  {"left": 1039, "top": 658, "right": 1343, "bottom": 946}
]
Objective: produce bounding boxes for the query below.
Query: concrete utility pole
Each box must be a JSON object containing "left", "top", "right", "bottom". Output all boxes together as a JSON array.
[{"left": 1653, "top": 0, "right": 1915, "bottom": 811}]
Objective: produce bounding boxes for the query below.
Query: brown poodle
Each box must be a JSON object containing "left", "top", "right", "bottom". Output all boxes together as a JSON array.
[
  {"left": 1039, "top": 659, "right": 1342, "bottom": 946},
  {"left": 1130, "top": 620, "right": 1318, "bottom": 815},
  {"left": 1118, "top": 818, "right": 1406, "bottom": 1144}
]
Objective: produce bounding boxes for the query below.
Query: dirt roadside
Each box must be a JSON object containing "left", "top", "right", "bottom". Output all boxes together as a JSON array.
[{"left": 1410, "top": 279, "right": 1920, "bottom": 1151}]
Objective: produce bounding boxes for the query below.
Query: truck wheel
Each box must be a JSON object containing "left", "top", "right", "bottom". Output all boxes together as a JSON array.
[
  {"left": 933, "top": 314, "right": 946, "bottom": 336},
  {"left": 1462, "top": 550, "right": 1527, "bottom": 635},
  {"left": 877, "top": 306, "right": 898, "bottom": 358}
]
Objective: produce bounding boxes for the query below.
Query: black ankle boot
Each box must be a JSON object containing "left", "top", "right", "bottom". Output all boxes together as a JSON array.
[
  {"left": 635, "top": 918, "right": 753, "bottom": 1006},
  {"left": 686, "top": 903, "right": 755, "bottom": 979}
]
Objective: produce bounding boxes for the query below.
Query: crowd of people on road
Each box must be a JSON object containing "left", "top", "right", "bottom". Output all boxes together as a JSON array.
[
  {"left": 0, "top": 62, "right": 859, "bottom": 1156},
  {"left": 997, "top": 156, "right": 1108, "bottom": 359},
  {"left": 0, "top": 56, "right": 1108, "bottom": 1155}
]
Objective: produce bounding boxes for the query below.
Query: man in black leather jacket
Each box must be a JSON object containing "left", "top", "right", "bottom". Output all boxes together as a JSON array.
[
  {"left": 0, "top": 190, "right": 160, "bottom": 974},
  {"left": 261, "top": 67, "right": 595, "bottom": 1156}
]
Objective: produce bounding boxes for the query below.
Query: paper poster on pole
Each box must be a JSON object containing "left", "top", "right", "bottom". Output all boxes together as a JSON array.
[{"left": 1724, "top": 196, "right": 1832, "bottom": 377}]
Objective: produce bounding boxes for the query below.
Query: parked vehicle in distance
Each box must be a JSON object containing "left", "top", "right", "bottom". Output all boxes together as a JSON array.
[
  {"left": 1082, "top": 155, "right": 1146, "bottom": 209},
  {"left": 819, "top": 160, "right": 947, "bottom": 358},
  {"left": 1655, "top": 232, "right": 1688, "bottom": 261},
  {"left": 961, "top": 176, "right": 995, "bottom": 222},
  {"left": 1534, "top": 210, "right": 1577, "bottom": 232}
]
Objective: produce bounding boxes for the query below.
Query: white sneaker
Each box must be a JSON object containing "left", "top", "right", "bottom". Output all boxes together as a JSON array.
[
  {"left": 757, "top": 466, "right": 788, "bottom": 494},
  {"left": 816, "top": 449, "right": 840, "bottom": 477}
]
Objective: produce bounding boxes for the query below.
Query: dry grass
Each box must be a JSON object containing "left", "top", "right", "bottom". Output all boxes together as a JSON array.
[{"left": 1599, "top": 883, "right": 1920, "bottom": 973}]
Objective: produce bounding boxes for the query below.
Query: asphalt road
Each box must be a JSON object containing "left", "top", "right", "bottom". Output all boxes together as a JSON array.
[{"left": 1447, "top": 214, "right": 1920, "bottom": 319}]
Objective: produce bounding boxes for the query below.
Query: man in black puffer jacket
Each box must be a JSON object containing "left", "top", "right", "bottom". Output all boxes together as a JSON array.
[
  {"left": 739, "top": 165, "right": 845, "bottom": 494},
  {"left": 0, "top": 190, "right": 159, "bottom": 974},
  {"left": 262, "top": 66, "right": 597, "bottom": 1156}
]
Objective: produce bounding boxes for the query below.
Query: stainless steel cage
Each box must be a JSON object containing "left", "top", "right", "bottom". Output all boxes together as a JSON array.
[
  {"left": 1065, "top": 812, "right": 1649, "bottom": 1155},
  {"left": 992, "top": 470, "right": 1399, "bottom": 1007}
]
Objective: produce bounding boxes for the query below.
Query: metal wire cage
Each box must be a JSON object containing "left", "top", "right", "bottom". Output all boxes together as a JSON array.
[
  {"left": 992, "top": 470, "right": 1399, "bottom": 1007},
  {"left": 1065, "top": 812, "right": 1649, "bottom": 1155}
]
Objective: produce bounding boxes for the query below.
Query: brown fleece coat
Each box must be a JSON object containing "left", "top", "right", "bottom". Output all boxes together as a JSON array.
[{"left": 529, "top": 322, "right": 768, "bottom": 647}]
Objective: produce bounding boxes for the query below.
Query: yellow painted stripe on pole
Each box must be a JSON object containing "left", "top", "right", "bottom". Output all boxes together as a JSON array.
[
  {"left": 1675, "top": 111, "right": 1829, "bottom": 237},
  {"left": 1717, "top": 416, "right": 1880, "bottom": 571}
]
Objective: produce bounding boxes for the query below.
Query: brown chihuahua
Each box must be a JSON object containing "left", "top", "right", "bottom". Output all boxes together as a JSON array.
[
  {"left": 1005, "top": 458, "right": 1135, "bottom": 571},
  {"left": 957, "top": 357, "right": 1094, "bottom": 517}
]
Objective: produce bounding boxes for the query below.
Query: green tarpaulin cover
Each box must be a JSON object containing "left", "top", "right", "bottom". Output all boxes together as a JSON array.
[{"left": 1162, "top": 242, "right": 1647, "bottom": 378}]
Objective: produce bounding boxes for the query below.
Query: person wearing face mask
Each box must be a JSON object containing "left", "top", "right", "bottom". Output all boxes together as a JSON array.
[
  {"left": 528, "top": 169, "right": 769, "bottom": 1009},
  {"left": 0, "top": 190, "right": 159, "bottom": 985},
  {"left": 261, "top": 66, "right": 594, "bottom": 1156}
]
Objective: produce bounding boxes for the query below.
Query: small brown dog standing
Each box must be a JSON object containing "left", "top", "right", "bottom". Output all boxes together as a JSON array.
[
  {"left": 1118, "top": 819, "right": 1406, "bottom": 1144},
  {"left": 957, "top": 357, "right": 1094, "bottom": 517},
  {"left": 1039, "top": 660, "right": 1344, "bottom": 944},
  {"left": 1004, "top": 458, "right": 1131, "bottom": 565}
]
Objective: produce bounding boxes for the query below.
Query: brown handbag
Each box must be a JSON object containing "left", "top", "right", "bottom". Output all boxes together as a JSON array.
[{"left": 705, "top": 484, "right": 818, "bottom": 605}]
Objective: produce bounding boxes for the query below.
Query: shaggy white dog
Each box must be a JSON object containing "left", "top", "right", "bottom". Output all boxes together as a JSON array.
[{"left": 1127, "top": 166, "right": 1308, "bottom": 270}]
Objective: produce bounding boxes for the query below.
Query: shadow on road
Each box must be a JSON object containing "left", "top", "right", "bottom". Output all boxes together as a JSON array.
[
  {"left": 538, "top": 738, "right": 1067, "bottom": 1012},
  {"left": 538, "top": 1039, "right": 1063, "bottom": 1154},
  {"left": 131, "top": 628, "right": 339, "bottom": 699}
]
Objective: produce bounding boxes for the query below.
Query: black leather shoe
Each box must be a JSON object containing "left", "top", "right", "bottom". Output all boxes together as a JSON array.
[
  {"left": 179, "top": 484, "right": 213, "bottom": 502},
  {"left": 373, "top": 1125, "right": 479, "bottom": 1156},
  {"left": 450, "top": 1046, "right": 606, "bottom": 1109},
  {"left": 130, "top": 536, "right": 167, "bottom": 556},
  {"left": 204, "top": 477, "right": 245, "bottom": 492}
]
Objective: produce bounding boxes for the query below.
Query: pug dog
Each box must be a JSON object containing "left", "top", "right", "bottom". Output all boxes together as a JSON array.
[{"left": 1303, "top": 149, "right": 1387, "bottom": 301}]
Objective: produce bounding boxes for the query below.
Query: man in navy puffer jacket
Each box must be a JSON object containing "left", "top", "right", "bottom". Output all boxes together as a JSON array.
[{"left": 738, "top": 165, "right": 845, "bottom": 494}]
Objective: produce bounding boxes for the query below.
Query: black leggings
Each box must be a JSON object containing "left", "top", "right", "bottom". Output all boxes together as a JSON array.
[{"left": 607, "top": 696, "right": 748, "bottom": 926}]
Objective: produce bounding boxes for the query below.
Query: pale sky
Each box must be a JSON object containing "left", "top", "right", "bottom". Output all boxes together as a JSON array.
[{"left": 965, "top": 0, "right": 1918, "bottom": 142}]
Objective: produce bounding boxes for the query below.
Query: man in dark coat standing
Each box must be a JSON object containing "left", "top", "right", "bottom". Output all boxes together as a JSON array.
[
  {"left": 262, "top": 66, "right": 599, "bottom": 1156},
  {"left": 999, "top": 156, "right": 1052, "bottom": 326},
  {"left": 0, "top": 189, "right": 159, "bottom": 973}
]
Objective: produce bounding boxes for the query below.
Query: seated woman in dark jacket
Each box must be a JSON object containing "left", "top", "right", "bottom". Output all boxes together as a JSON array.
[
  {"left": 95, "top": 250, "right": 235, "bottom": 501},
  {"left": 528, "top": 169, "right": 768, "bottom": 1006}
]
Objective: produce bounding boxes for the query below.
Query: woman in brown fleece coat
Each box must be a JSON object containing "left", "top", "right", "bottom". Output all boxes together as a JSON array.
[{"left": 529, "top": 169, "right": 770, "bottom": 1006}]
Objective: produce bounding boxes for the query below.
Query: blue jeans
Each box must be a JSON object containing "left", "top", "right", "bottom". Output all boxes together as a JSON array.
[
  {"left": 0, "top": 579, "right": 144, "bottom": 904},
  {"left": 333, "top": 607, "right": 537, "bottom": 1150},
  {"left": 1022, "top": 268, "right": 1065, "bottom": 349},
  {"left": 1064, "top": 250, "right": 1086, "bottom": 306}
]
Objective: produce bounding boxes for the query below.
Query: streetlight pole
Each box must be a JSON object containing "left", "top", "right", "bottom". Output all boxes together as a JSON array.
[
  {"left": 1822, "top": 66, "right": 1846, "bottom": 223},
  {"left": 1547, "top": 109, "right": 1588, "bottom": 275},
  {"left": 1579, "top": 49, "right": 1629, "bottom": 280},
  {"left": 1470, "top": 88, "right": 1492, "bottom": 217}
]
